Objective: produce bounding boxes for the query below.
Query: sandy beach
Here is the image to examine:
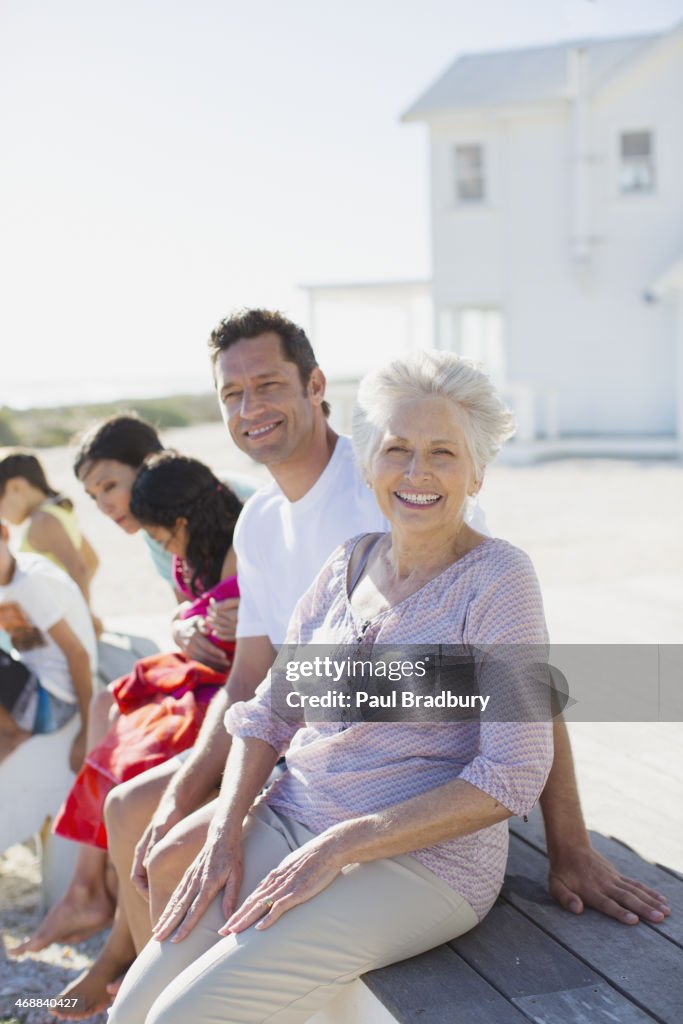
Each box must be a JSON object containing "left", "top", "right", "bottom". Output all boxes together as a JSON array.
[{"left": 1, "top": 423, "right": 682, "bottom": 1023}]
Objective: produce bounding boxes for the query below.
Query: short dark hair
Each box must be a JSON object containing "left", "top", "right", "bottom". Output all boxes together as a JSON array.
[
  {"left": 0, "top": 451, "right": 72, "bottom": 510},
  {"left": 130, "top": 450, "right": 243, "bottom": 595},
  {"left": 73, "top": 414, "right": 163, "bottom": 478},
  {"left": 208, "top": 308, "right": 330, "bottom": 418}
]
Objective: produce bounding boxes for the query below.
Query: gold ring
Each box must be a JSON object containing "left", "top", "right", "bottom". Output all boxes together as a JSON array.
[{"left": 262, "top": 898, "right": 274, "bottom": 909}]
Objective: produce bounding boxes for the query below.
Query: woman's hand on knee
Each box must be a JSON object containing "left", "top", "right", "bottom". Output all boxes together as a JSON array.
[
  {"left": 151, "top": 832, "right": 243, "bottom": 944},
  {"left": 221, "top": 832, "right": 344, "bottom": 935}
]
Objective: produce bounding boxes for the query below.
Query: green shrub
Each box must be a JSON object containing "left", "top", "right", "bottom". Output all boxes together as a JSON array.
[
  {"left": 0, "top": 409, "right": 20, "bottom": 446},
  {"left": 1, "top": 393, "right": 221, "bottom": 449}
]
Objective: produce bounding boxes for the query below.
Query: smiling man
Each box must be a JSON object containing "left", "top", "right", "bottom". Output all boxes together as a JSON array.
[
  {"left": 209, "top": 311, "right": 392, "bottom": 645},
  {"left": 216, "top": 323, "right": 328, "bottom": 467}
]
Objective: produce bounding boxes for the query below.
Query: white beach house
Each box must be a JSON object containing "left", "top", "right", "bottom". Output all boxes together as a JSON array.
[{"left": 403, "top": 20, "right": 683, "bottom": 454}]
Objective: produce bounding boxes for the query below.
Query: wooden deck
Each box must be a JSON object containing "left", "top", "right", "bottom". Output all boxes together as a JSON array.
[{"left": 358, "top": 809, "right": 682, "bottom": 1024}]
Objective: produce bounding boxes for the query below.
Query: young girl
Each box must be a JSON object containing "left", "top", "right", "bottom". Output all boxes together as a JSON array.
[
  {"left": 0, "top": 521, "right": 96, "bottom": 773},
  {"left": 130, "top": 450, "right": 243, "bottom": 647},
  {"left": 0, "top": 452, "right": 100, "bottom": 625}
]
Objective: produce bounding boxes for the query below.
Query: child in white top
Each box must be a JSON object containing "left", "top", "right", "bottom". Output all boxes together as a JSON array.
[{"left": 0, "top": 520, "right": 96, "bottom": 771}]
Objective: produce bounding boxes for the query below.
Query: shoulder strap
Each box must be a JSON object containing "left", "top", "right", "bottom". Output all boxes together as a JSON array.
[{"left": 348, "top": 533, "right": 383, "bottom": 596}]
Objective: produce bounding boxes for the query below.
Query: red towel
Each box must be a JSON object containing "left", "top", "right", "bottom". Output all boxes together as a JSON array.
[{"left": 53, "top": 651, "right": 230, "bottom": 849}]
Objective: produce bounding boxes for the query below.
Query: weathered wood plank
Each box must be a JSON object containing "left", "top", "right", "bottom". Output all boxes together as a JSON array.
[
  {"left": 503, "top": 839, "right": 683, "bottom": 1023},
  {"left": 365, "top": 945, "right": 530, "bottom": 1024},
  {"left": 586, "top": 836, "right": 683, "bottom": 945},
  {"left": 657, "top": 863, "right": 683, "bottom": 884},
  {"left": 510, "top": 814, "right": 683, "bottom": 946},
  {"left": 450, "top": 901, "right": 656, "bottom": 1023},
  {"left": 514, "top": 982, "right": 658, "bottom": 1024}
]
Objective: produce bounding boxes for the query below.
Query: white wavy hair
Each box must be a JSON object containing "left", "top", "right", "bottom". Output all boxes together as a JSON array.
[{"left": 351, "top": 350, "right": 516, "bottom": 483}]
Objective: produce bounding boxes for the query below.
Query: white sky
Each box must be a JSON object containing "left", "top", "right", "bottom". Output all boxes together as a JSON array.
[{"left": 2, "top": 0, "right": 682, "bottom": 404}]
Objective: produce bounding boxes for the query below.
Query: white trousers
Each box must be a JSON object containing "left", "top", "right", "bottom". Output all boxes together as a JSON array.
[{"left": 109, "top": 804, "right": 478, "bottom": 1024}]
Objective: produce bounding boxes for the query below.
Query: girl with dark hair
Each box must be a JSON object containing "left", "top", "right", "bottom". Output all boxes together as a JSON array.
[
  {"left": 9, "top": 455, "right": 243, "bottom": 1017},
  {"left": 130, "top": 451, "right": 243, "bottom": 614},
  {"left": 0, "top": 452, "right": 100, "bottom": 619}
]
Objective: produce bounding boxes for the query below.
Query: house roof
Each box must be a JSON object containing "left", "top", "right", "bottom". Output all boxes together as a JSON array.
[{"left": 402, "top": 31, "right": 661, "bottom": 120}]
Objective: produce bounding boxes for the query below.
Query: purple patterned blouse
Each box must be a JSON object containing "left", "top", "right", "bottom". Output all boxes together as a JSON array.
[{"left": 226, "top": 535, "right": 553, "bottom": 920}]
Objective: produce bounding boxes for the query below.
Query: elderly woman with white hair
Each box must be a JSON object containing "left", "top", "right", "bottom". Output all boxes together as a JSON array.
[{"left": 109, "top": 351, "right": 554, "bottom": 1024}]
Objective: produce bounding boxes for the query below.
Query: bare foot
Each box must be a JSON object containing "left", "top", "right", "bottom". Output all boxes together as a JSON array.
[
  {"left": 48, "top": 967, "right": 114, "bottom": 1021},
  {"left": 50, "top": 927, "right": 134, "bottom": 1020},
  {"left": 50, "top": 961, "right": 132, "bottom": 1021},
  {"left": 8, "top": 882, "right": 115, "bottom": 956}
]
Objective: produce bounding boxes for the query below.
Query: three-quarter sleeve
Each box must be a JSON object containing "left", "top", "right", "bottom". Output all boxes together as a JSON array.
[
  {"left": 225, "top": 673, "right": 299, "bottom": 757},
  {"left": 457, "top": 721, "right": 553, "bottom": 817},
  {"left": 459, "top": 544, "right": 554, "bottom": 816}
]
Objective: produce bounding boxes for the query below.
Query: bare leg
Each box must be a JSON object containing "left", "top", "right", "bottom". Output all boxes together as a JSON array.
[
  {"left": 105, "top": 760, "right": 180, "bottom": 952},
  {"left": 50, "top": 902, "right": 136, "bottom": 1021},
  {"left": 8, "top": 850, "right": 115, "bottom": 956},
  {"left": 0, "top": 705, "right": 31, "bottom": 763},
  {"left": 8, "top": 689, "right": 117, "bottom": 955}
]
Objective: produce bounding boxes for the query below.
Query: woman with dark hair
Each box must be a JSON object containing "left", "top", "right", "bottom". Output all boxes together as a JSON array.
[
  {"left": 73, "top": 414, "right": 173, "bottom": 586},
  {"left": 73, "top": 414, "right": 164, "bottom": 481},
  {"left": 10, "top": 455, "right": 243, "bottom": 1019},
  {"left": 0, "top": 451, "right": 100, "bottom": 623}
]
